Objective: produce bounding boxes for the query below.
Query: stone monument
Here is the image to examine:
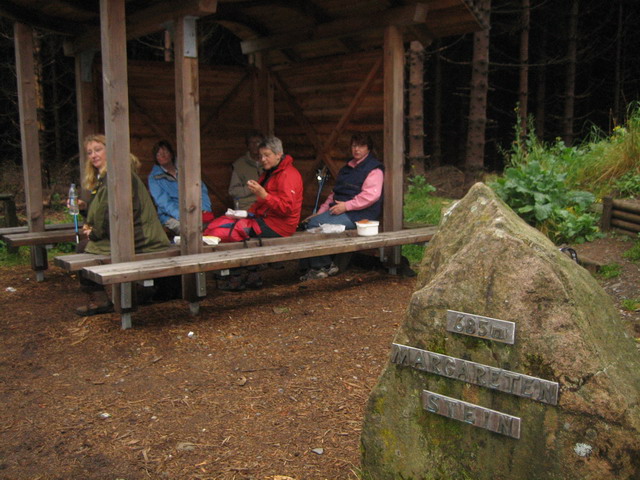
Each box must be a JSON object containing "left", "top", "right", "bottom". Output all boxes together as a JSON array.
[{"left": 360, "top": 183, "right": 640, "bottom": 479}]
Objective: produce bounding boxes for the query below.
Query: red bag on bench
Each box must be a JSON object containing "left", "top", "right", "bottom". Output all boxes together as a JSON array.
[{"left": 203, "top": 215, "right": 262, "bottom": 243}]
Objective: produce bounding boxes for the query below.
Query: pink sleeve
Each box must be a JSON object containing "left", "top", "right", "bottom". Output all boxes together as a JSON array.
[
  {"left": 344, "top": 168, "right": 384, "bottom": 211},
  {"left": 317, "top": 192, "right": 334, "bottom": 214}
]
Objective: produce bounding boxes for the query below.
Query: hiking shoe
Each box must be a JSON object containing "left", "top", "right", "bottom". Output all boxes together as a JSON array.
[
  {"left": 326, "top": 262, "right": 339, "bottom": 276},
  {"left": 299, "top": 268, "right": 329, "bottom": 281}
]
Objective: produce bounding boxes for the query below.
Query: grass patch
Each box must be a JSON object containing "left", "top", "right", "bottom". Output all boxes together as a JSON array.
[
  {"left": 623, "top": 234, "right": 640, "bottom": 262},
  {"left": 598, "top": 263, "right": 622, "bottom": 279},
  {"left": 621, "top": 298, "right": 640, "bottom": 312},
  {"left": 402, "top": 175, "right": 452, "bottom": 265}
]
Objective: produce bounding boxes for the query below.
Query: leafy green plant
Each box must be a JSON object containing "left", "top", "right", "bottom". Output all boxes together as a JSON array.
[
  {"left": 491, "top": 159, "right": 600, "bottom": 244},
  {"left": 613, "top": 172, "right": 640, "bottom": 198},
  {"left": 598, "top": 262, "right": 622, "bottom": 279},
  {"left": 621, "top": 298, "right": 640, "bottom": 311}
]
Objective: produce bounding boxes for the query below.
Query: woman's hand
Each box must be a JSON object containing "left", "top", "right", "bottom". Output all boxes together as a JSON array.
[
  {"left": 247, "top": 180, "right": 267, "bottom": 199},
  {"left": 82, "top": 224, "right": 92, "bottom": 238},
  {"left": 329, "top": 201, "right": 347, "bottom": 215}
]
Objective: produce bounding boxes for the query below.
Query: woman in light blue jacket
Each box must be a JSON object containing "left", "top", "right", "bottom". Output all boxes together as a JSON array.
[{"left": 148, "top": 140, "right": 212, "bottom": 235}]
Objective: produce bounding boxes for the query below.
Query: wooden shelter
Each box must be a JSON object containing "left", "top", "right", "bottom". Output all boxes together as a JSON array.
[{"left": 1, "top": 0, "right": 481, "bottom": 325}]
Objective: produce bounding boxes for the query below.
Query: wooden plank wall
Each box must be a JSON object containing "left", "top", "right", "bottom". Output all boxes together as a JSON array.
[
  {"left": 96, "top": 49, "right": 384, "bottom": 216},
  {"left": 272, "top": 50, "right": 384, "bottom": 211}
]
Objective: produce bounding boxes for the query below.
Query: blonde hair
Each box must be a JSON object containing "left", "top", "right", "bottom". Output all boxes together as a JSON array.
[{"left": 82, "top": 134, "right": 140, "bottom": 191}]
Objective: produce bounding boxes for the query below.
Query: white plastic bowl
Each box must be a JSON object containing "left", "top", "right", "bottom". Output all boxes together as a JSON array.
[{"left": 355, "top": 220, "right": 379, "bottom": 236}]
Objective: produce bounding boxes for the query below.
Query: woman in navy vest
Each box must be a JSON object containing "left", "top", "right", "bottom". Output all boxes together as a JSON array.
[{"left": 300, "top": 133, "right": 384, "bottom": 281}]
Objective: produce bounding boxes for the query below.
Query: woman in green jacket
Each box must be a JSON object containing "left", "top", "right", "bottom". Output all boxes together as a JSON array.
[{"left": 75, "top": 134, "right": 170, "bottom": 315}]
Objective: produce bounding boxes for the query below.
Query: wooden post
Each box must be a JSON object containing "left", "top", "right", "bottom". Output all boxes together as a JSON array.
[
  {"left": 14, "top": 22, "right": 47, "bottom": 280},
  {"left": 601, "top": 196, "right": 613, "bottom": 231},
  {"left": 100, "top": 0, "right": 135, "bottom": 329},
  {"left": 74, "top": 50, "right": 99, "bottom": 197},
  {"left": 174, "top": 15, "right": 205, "bottom": 311},
  {"left": 251, "top": 53, "right": 274, "bottom": 135},
  {"left": 383, "top": 25, "right": 405, "bottom": 270},
  {"left": 408, "top": 40, "right": 425, "bottom": 177}
]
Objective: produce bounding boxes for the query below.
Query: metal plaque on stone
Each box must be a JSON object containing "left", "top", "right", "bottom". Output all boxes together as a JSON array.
[
  {"left": 446, "top": 310, "right": 515, "bottom": 344},
  {"left": 422, "top": 390, "right": 521, "bottom": 439},
  {"left": 391, "top": 343, "right": 559, "bottom": 405}
]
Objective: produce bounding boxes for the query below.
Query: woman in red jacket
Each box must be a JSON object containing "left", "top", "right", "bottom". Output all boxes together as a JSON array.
[
  {"left": 218, "top": 136, "right": 303, "bottom": 290},
  {"left": 246, "top": 136, "right": 303, "bottom": 238}
]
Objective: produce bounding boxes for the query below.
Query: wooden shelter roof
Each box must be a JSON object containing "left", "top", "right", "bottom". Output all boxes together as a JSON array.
[{"left": 1, "top": 0, "right": 482, "bottom": 63}]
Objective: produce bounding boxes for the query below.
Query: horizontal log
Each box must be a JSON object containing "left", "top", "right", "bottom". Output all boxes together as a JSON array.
[
  {"left": 241, "top": 4, "right": 428, "bottom": 54},
  {"left": 611, "top": 218, "right": 640, "bottom": 233},
  {"left": 611, "top": 209, "right": 640, "bottom": 225},
  {"left": 83, "top": 227, "right": 437, "bottom": 285},
  {"left": 611, "top": 227, "right": 639, "bottom": 238},
  {"left": 612, "top": 198, "right": 640, "bottom": 215}
]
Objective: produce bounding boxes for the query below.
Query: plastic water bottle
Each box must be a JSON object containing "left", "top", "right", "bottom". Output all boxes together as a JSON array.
[{"left": 68, "top": 183, "right": 79, "bottom": 215}]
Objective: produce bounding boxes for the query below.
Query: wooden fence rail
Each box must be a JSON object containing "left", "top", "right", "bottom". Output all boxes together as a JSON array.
[{"left": 601, "top": 197, "right": 640, "bottom": 237}]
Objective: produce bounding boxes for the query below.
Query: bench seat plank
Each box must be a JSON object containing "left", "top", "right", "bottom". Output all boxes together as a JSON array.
[
  {"left": 54, "top": 230, "right": 361, "bottom": 271},
  {"left": 0, "top": 222, "right": 74, "bottom": 238},
  {"left": 3, "top": 229, "right": 78, "bottom": 247},
  {"left": 83, "top": 227, "right": 437, "bottom": 285}
]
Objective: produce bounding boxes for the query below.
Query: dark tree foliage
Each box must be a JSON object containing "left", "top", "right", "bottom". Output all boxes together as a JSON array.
[
  {"left": 423, "top": 0, "right": 640, "bottom": 170},
  {"left": 1, "top": 1, "right": 639, "bottom": 176}
]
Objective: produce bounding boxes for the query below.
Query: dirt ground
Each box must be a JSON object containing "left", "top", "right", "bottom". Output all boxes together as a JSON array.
[{"left": 0, "top": 236, "right": 638, "bottom": 480}]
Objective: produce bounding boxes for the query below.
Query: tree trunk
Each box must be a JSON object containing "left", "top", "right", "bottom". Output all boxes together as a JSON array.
[
  {"left": 518, "top": 0, "right": 530, "bottom": 143},
  {"left": 613, "top": 1, "right": 623, "bottom": 127},
  {"left": 534, "top": 25, "right": 547, "bottom": 139},
  {"left": 431, "top": 40, "right": 443, "bottom": 168},
  {"left": 408, "top": 40, "right": 426, "bottom": 177},
  {"left": 562, "top": 0, "right": 579, "bottom": 146},
  {"left": 464, "top": 0, "right": 491, "bottom": 187}
]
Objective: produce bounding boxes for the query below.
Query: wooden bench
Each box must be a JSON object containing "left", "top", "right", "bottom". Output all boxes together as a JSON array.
[
  {"left": 54, "top": 229, "right": 381, "bottom": 272},
  {"left": 0, "top": 222, "right": 76, "bottom": 280},
  {"left": 0, "top": 222, "right": 74, "bottom": 237},
  {"left": 601, "top": 197, "right": 640, "bottom": 237},
  {"left": 2, "top": 228, "right": 78, "bottom": 247},
  {"left": 71, "top": 226, "right": 435, "bottom": 329},
  {"left": 83, "top": 227, "right": 436, "bottom": 285}
]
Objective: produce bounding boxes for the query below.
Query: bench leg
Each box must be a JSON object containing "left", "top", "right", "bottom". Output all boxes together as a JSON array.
[
  {"left": 113, "top": 283, "right": 134, "bottom": 329},
  {"left": 182, "top": 272, "right": 206, "bottom": 315},
  {"left": 30, "top": 246, "right": 48, "bottom": 282}
]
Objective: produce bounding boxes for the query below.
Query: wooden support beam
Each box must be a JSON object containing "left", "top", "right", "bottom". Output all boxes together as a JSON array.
[
  {"left": 100, "top": 0, "right": 135, "bottom": 327},
  {"left": 74, "top": 51, "right": 100, "bottom": 191},
  {"left": 251, "top": 53, "right": 274, "bottom": 135},
  {"left": 241, "top": 3, "right": 427, "bottom": 55},
  {"left": 383, "top": 25, "right": 405, "bottom": 267},
  {"left": 175, "top": 15, "right": 205, "bottom": 305},
  {"left": 408, "top": 41, "right": 426, "bottom": 176},
  {"left": 14, "top": 22, "right": 47, "bottom": 278},
  {"left": 1, "top": 3, "right": 84, "bottom": 36},
  {"left": 67, "top": 0, "right": 218, "bottom": 55}
]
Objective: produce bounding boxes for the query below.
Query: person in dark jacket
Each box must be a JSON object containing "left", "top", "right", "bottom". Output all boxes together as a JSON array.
[{"left": 299, "top": 133, "right": 384, "bottom": 281}]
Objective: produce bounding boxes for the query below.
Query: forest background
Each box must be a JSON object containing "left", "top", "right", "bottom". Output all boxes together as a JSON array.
[{"left": 0, "top": 0, "right": 639, "bottom": 193}]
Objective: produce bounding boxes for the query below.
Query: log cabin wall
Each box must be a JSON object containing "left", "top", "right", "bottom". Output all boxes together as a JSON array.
[
  {"left": 98, "top": 49, "right": 384, "bottom": 216},
  {"left": 98, "top": 60, "right": 253, "bottom": 213},
  {"left": 272, "top": 50, "right": 384, "bottom": 214}
]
